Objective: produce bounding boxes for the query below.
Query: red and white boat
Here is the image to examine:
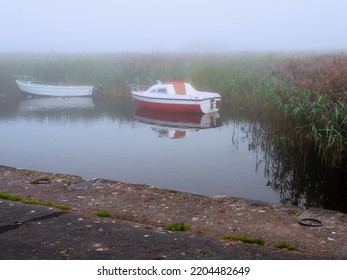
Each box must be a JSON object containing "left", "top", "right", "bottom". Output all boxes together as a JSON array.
[{"left": 130, "top": 81, "right": 221, "bottom": 114}]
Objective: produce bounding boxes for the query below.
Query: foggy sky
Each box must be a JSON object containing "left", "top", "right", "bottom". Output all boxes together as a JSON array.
[{"left": 1, "top": 0, "right": 346, "bottom": 53}]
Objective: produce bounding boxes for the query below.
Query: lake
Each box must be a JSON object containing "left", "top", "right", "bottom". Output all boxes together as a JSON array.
[{"left": 1, "top": 95, "right": 346, "bottom": 212}]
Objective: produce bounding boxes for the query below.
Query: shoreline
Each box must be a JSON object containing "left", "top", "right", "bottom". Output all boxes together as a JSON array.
[{"left": 1, "top": 165, "right": 346, "bottom": 259}]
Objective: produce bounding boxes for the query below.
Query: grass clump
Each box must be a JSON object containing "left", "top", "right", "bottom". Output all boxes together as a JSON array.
[
  {"left": 42, "top": 201, "right": 55, "bottom": 207},
  {"left": 224, "top": 235, "right": 265, "bottom": 246},
  {"left": 164, "top": 223, "right": 190, "bottom": 231},
  {"left": 275, "top": 242, "right": 295, "bottom": 250},
  {"left": 0, "top": 192, "right": 22, "bottom": 201},
  {"left": 42, "top": 201, "right": 70, "bottom": 210},
  {"left": 55, "top": 204, "right": 70, "bottom": 210},
  {"left": 96, "top": 210, "right": 111, "bottom": 218},
  {"left": 22, "top": 199, "right": 39, "bottom": 205},
  {"left": 0, "top": 192, "right": 70, "bottom": 210}
]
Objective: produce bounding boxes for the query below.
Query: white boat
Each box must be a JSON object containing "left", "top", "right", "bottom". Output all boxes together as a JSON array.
[
  {"left": 130, "top": 81, "right": 221, "bottom": 114},
  {"left": 15, "top": 75, "right": 94, "bottom": 97}
]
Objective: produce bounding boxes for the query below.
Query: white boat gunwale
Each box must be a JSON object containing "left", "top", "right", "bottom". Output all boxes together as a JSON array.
[{"left": 16, "top": 80, "right": 93, "bottom": 88}]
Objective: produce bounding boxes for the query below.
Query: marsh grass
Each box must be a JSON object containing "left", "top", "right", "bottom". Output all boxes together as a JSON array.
[
  {"left": 271, "top": 54, "right": 347, "bottom": 168},
  {"left": 0, "top": 53, "right": 199, "bottom": 96}
]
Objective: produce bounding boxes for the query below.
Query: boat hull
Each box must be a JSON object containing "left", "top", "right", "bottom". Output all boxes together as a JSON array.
[
  {"left": 132, "top": 92, "right": 221, "bottom": 114},
  {"left": 16, "top": 81, "right": 94, "bottom": 97},
  {"left": 134, "top": 107, "right": 221, "bottom": 129}
]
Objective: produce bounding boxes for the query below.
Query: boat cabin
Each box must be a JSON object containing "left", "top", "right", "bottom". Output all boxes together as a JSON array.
[{"left": 146, "top": 81, "right": 198, "bottom": 96}]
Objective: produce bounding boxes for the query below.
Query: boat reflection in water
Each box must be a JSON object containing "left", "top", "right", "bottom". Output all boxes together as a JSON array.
[
  {"left": 134, "top": 108, "right": 221, "bottom": 139},
  {"left": 17, "top": 97, "right": 95, "bottom": 123},
  {"left": 18, "top": 97, "right": 95, "bottom": 112}
]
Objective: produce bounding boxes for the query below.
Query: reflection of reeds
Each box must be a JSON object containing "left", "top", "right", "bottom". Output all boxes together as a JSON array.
[{"left": 225, "top": 101, "right": 346, "bottom": 212}]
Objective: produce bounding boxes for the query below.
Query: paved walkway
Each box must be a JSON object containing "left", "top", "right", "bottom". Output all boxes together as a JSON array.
[{"left": 0, "top": 200, "right": 322, "bottom": 260}]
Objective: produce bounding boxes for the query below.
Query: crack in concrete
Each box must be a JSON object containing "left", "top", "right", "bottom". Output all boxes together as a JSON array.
[{"left": 0, "top": 211, "right": 66, "bottom": 234}]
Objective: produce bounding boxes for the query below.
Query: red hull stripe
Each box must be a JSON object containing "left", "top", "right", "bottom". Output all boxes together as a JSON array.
[
  {"left": 132, "top": 93, "right": 213, "bottom": 102},
  {"left": 134, "top": 99, "right": 202, "bottom": 113}
]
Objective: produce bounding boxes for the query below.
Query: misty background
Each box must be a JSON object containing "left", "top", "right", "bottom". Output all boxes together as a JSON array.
[{"left": 1, "top": 0, "right": 346, "bottom": 53}]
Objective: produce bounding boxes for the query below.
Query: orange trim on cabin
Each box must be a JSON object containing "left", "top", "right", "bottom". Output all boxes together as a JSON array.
[
  {"left": 163, "top": 81, "right": 186, "bottom": 95},
  {"left": 173, "top": 83, "right": 186, "bottom": 95}
]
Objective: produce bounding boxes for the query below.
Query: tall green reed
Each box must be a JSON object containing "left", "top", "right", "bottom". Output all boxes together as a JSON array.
[{"left": 270, "top": 54, "right": 347, "bottom": 169}]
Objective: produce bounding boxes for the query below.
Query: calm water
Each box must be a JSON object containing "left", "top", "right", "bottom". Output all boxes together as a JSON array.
[{"left": 1, "top": 96, "right": 346, "bottom": 212}]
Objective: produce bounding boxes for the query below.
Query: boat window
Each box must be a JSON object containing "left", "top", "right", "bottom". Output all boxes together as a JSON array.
[
  {"left": 149, "top": 89, "right": 157, "bottom": 93},
  {"left": 157, "top": 88, "right": 167, "bottom": 93}
]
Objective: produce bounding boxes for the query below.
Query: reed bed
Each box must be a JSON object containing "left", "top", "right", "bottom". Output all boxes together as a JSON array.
[
  {"left": 0, "top": 52, "right": 282, "bottom": 96},
  {"left": 0, "top": 52, "right": 205, "bottom": 95},
  {"left": 270, "top": 54, "right": 347, "bottom": 169},
  {"left": 0, "top": 52, "right": 346, "bottom": 169}
]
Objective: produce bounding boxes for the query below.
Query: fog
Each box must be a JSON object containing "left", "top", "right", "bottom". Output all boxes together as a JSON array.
[{"left": 1, "top": 0, "right": 346, "bottom": 53}]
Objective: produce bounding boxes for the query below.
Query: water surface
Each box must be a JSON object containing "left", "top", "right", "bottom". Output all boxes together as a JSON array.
[{"left": 1, "top": 96, "right": 346, "bottom": 212}]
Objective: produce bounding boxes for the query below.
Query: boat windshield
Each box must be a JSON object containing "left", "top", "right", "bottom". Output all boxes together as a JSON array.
[{"left": 157, "top": 88, "right": 167, "bottom": 93}]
